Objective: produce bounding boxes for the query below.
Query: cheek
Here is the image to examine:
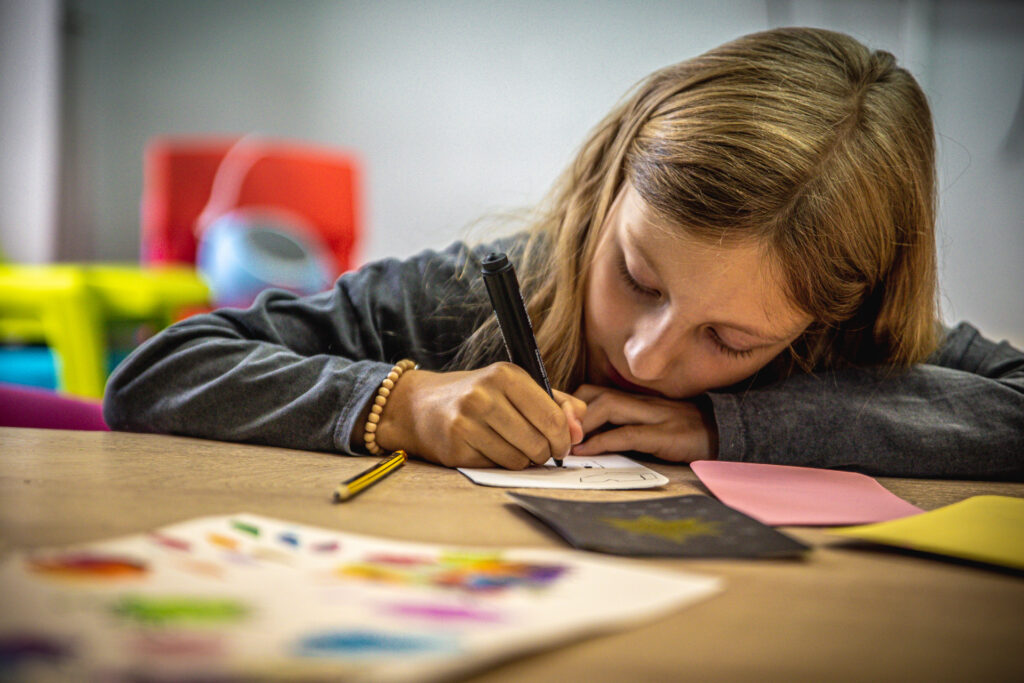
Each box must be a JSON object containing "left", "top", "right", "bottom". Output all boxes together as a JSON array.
[
  {"left": 678, "top": 349, "right": 781, "bottom": 394},
  {"left": 585, "top": 264, "right": 632, "bottom": 340}
]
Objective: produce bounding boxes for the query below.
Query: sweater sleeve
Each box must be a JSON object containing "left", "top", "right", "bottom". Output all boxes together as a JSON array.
[
  {"left": 103, "top": 240, "right": 492, "bottom": 455},
  {"left": 707, "top": 322, "right": 1024, "bottom": 480}
]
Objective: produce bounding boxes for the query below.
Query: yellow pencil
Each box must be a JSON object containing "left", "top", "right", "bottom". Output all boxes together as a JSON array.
[{"left": 332, "top": 450, "right": 407, "bottom": 503}]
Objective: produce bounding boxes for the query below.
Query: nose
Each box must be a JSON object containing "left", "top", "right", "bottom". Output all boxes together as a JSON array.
[{"left": 623, "top": 315, "right": 679, "bottom": 382}]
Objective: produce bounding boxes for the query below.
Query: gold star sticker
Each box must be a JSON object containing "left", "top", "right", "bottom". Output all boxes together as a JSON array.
[{"left": 601, "top": 515, "right": 721, "bottom": 544}]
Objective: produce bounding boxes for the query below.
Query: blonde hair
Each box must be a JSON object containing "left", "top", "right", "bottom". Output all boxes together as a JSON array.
[{"left": 457, "top": 27, "right": 939, "bottom": 388}]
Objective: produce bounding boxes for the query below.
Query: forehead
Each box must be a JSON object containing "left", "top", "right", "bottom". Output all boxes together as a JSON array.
[{"left": 609, "top": 184, "right": 811, "bottom": 339}]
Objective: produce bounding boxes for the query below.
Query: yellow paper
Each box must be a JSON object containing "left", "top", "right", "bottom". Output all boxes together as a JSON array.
[{"left": 831, "top": 495, "right": 1024, "bottom": 570}]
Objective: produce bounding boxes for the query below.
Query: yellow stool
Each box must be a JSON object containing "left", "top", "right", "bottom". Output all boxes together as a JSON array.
[
  {"left": 0, "top": 265, "right": 106, "bottom": 397},
  {"left": 0, "top": 264, "right": 209, "bottom": 399},
  {"left": 84, "top": 265, "right": 210, "bottom": 329}
]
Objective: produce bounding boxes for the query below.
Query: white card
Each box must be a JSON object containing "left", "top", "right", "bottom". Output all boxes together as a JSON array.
[{"left": 458, "top": 454, "right": 669, "bottom": 490}]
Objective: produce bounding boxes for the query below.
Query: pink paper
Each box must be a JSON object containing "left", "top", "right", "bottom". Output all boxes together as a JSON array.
[{"left": 690, "top": 460, "right": 923, "bottom": 526}]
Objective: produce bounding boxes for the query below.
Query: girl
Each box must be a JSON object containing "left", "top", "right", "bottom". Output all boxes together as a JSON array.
[{"left": 104, "top": 27, "right": 1023, "bottom": 480}]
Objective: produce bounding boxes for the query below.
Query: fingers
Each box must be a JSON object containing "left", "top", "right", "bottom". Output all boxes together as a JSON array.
[
  {"left": 497, "top": 365, "right": 575, "bottom": 463},
  {"left": 434, "top": 410, "right": 534, "bottom": 470},
  {"left": 463, "top": 423, "right": 535, "bottom": 470},
  {"left": 439, "top": 363, "right": 576, "bottom": 468},
  {"left": 416, "top": 363, "right": 584, "bottom": 470},
  {"left": 433, "top": 448, "right": 500, "bottom": 469},
  {"left": 575, "top": 387, "right": 662, "bottom": 434},
  {"left": 553, "top": 390, "right": 586, "bottom": 445},
  {"left": 571, "top": 424, "right": 647, "bottom": 458},
  {"left": 565, "top": 406, "right": 583, "bottom": 446},
  {"left": 572, "top": 422, "right": 710, "bottom": 462},
  {"left": 568, "top": 393, "right": 718, "bottom": 462},
  {"left": 485, "top": 393, "right": 560, "bottom": 467},
  {"left": 573, "top": 384, "right": 605, "bottom": 403}
]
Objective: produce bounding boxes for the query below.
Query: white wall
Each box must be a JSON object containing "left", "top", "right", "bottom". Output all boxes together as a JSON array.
[
  {"left": 14, "top": 0, "right": 1024, "bottom": 343},
  {"left": 927, "top": 2, "right": 1024, "bottom": 344},
  {"left": 0, "top": 0, "right": 61, "bottom": 263}
]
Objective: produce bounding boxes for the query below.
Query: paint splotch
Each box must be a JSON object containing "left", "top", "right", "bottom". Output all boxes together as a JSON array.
[
  {"left": 231, "top": 520, "right": 260, "bottom": 537},
  {"left": 150, "top": 532, "right": 191, "bottom": 552},
  {"left": 111, "top": 596, "right": 249, "bottom": 626},
  {"left": 28, "top": 553, "right": 147, "bottom": 580},
  {"left": 384, "top": 603, "right": 503, "bottom": 623},
  {"left": 129, "top": 631, "right": 224, "bottom": 658},
  {"left": 295, "top": 630, "right": 455, "bottom": 657},
  {"left": 172, "top": 557, "right": 224, "bottom": 579},
  {"left": 337, "top": 552, "right": 567, "bottom": 594},
  {"left": 312, "top": 540, "right": 339, "bottom": 553},
  {"left": 0, "top": 634, "right": 71, "bottom": 667},
  {"left": 250, "top": 546, "right": 293, "bottom": 565},
  {"left": 207, "top": 533, "right": 239, "bottom": 550}
]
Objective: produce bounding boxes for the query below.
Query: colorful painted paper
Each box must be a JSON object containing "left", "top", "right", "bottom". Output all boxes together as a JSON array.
[
  {"left": 509, "top": 493, "right": 809, "bottom": 558},
  {"left": 0, "top": 513, "right": 720, "bottom": 681},
  {"left": 830, "top": 495, "right": 1024, "bottom": 570},
  {"left": 458, "top": 454, "right": 669, "bottom": 490},
  {"left": 691, "top": 460, "right": 922, "bottom": 526}
]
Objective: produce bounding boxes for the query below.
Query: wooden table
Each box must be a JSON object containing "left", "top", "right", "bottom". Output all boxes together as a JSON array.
[{"left": 1, "top": 427, "right": 1022, "bottom": 681}]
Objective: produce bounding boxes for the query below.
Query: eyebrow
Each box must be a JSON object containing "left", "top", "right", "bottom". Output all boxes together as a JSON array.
[{"left": 623, "top": 229, "right": 795, "bottom": 346}]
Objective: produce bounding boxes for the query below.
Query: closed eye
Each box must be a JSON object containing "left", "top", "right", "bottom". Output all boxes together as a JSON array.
[
  {"left": 616, "top": 253, "right": 660, "bottom": 299},
  {"left": 708, "top": 328, "right": 754, "bottom": 359}
]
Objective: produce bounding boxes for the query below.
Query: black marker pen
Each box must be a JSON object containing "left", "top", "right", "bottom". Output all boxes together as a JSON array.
[{"left": 481, "top": 252, "right": 563, "bottom": 467}]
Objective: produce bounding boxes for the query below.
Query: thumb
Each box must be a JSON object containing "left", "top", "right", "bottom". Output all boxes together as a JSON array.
[{"left": 553, "top": 390, "right": 586, "bottom": 445}]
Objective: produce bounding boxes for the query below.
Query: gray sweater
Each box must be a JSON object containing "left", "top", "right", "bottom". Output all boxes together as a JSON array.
[{"left": 104, "top": 237, "right": 1024, "bottom": 480}]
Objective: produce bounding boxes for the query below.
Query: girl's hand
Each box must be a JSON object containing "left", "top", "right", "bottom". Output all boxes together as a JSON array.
[
  {"left": 570, "top": 384, "right": 718, "bottom": 462},
  {"left": 375, "top": 364, "right": 586, "bottom": 469}
]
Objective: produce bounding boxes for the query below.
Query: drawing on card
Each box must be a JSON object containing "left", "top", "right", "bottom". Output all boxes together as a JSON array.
[
  {"left": 458, "top": 454, "right": 669, "bottom": 490},
  {"left": 579, "top": 471, "right": 663, "bottom": 484}
]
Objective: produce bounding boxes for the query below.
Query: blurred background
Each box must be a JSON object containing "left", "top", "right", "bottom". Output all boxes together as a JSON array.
[{"left": 1, "top": 0, "right": 1022, "bottom": 404}]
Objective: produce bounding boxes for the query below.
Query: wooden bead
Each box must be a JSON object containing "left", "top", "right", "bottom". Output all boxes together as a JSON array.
[{"left": 362, "top": 359, "right": 417, "bottom": 455}]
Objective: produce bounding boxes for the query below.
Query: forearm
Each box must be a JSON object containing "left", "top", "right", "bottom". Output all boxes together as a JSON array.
[
  {"left": 104, "top": 313, "right": 392, "bottom": 454},
  {"left": 104, "top": 240, "right": 497, "bottom": 454},
  {"left": 709, "top": 362, "right": 1024, "bottom": 480}
]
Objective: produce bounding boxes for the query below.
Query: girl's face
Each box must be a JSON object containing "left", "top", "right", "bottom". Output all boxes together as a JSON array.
[{"left": 583, "top": 183, "right": 813, "bottom": 399}]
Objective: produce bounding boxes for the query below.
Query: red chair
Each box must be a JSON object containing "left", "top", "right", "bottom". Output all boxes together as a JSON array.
[
  {"left": 0, "top": 382, "right": 108, "bottom": 431},
  {"left": 140, "top": 137, "right": 363, "bottom": 278}
]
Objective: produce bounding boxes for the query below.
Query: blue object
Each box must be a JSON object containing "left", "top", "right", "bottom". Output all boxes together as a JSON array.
[
  {"left": 0, "top": 346, "right": 58, "bottom": 390},
  {"left": 196, "top": 210, "right": 334, "bottom": 308},
  {"left": 0, "top": 346, "right": 135, "bottom": 392}
]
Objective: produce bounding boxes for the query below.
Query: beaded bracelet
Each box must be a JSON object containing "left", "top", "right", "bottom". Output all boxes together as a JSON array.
[{"left": 363, "top": 359, "right": 417, "bottom": 455}]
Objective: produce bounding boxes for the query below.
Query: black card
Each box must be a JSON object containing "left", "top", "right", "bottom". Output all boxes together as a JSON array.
[{"left": 509, "top": 493, "right": 808, "bottom": 558}]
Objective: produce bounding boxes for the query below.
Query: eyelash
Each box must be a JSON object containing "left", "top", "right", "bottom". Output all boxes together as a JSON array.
[
  {"left": 708, "top": 328, "right": 754, "bottom": 359},
  {"left": 616, "top": 254, "right": 660, "bottom": 298}
]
